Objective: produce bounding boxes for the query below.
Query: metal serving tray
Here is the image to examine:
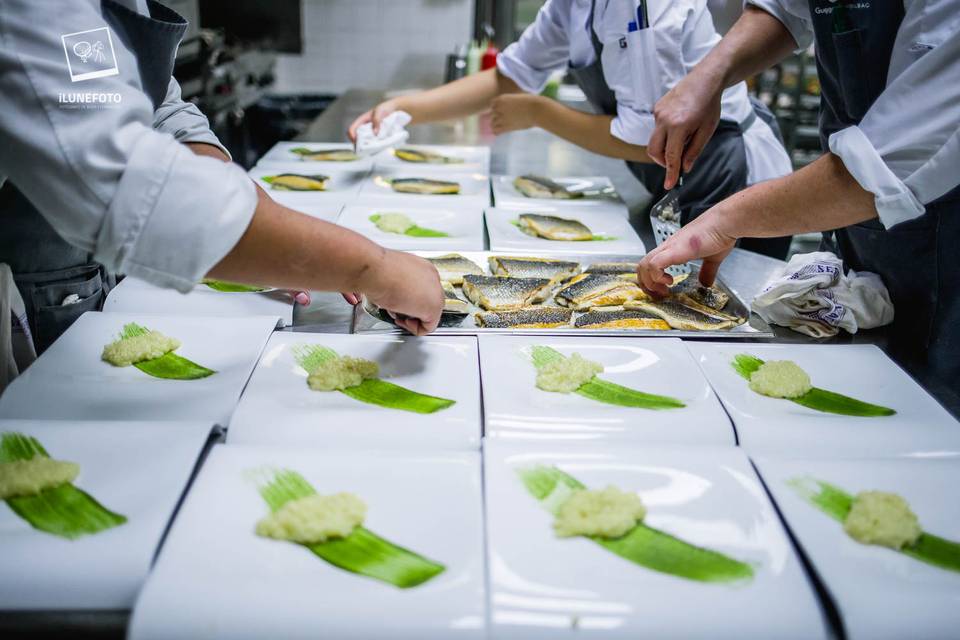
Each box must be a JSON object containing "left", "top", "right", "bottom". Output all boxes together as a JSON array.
[{"left": 351, "top": 251, "right": 773, "bottom": 338}]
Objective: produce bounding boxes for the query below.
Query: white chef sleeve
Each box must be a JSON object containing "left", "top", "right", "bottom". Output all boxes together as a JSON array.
[
  {"left": 828, "top": 24, "right": 960, "bottom": 229},
  {"left": 496, "top": 0, "right": 573, "bottom": 94},
  {"left": 744, "top": 0, "right": 814, "bottom": 51},
  {"left": 0, "top": 0, "right": 256, "bottom": 293},
  {"left": 153, "top": 78, "right": 231, "bottom": 160}
]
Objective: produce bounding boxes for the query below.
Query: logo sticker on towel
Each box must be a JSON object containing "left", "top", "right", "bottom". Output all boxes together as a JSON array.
[{"left": 61, "top": 27, "right": 119, "bottom": 82}]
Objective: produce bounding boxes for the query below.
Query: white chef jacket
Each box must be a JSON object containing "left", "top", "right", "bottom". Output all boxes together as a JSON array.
[
  {"left": 0, "top": 0, "right": 257, "bottom": 293},
  {"left": 497, "top": 0, "right": 793, "bottom": 185},
  {"left": 748, "top": 0, "right": 960, "bottom": 229}
]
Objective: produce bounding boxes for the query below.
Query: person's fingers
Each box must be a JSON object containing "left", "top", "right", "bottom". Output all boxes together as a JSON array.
[
  {"left": 294, "top": 291, "right": 311, "bottom": 306},
  {"left": 340, "top": 292, "right": 360, "bottom": 305},
  {"left": 682, "top": 124, "right": 713, "bottom": 174},
  {"left": 697, "top": 259, "right": 722, "bottom": 288},
  {"left": 647, "top": 125, "right": 667, "bottom": 167},
  {"left": 347, "top": 111, "right": 371, "bottom": 143},
  {"left": 371, "top": 105, "right": 390, "bottom": 135},
  {"left": 662, "top": 130, "right": 687, "bottom": 190}
]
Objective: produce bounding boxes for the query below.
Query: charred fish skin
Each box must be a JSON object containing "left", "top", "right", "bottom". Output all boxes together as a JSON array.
[
  {"left": 394, "top": 148, "right": 464, "bottom": 164},
  {"left": 625, "top": 299, "right": 737, "bottom": 331},
  {"left": 289, "top": 147, "right": 359, "bottom": 162},
  {"left": 585, "top": 262, "right": 639, "bottom": 275},
  {"left": 391, "top": 178, "right": 461, "bottom": 195},
  {"left": 475, "top": 306, "right": 573, "bottom": 329},
  {"left": 461, "top": 275, "right": 552, "bottom": 311},
  {"left": 265, "top": 173, "right": 330, "bottom": 191},
  {"left": 513, "top": 175, "right": 582, "bottom": 200},
  {"left": 518, "top": 213, "right": 593, "bottom": 241},
  {"left": 426, "top": 254, "right": 484, "bottom": 284},
  {"left": 488, "top": 256, "right": 581, "bottom": 285},
  {"left": 670, "top": 279, "right": 731, "bottom": 311},
  {"left": 574, "top": 307, "right": 671, "bottom": 330}
]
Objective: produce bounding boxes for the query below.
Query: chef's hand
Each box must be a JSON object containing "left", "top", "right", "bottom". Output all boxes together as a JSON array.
[
  {"left": 348, "top": 99, "right": 400, "bottom": 143},
  {"left": 648, "top": 77, "right": 724, "bottom": 190},
  {"left": 490, "top": 94, "right": 542, "bottom": 135},
  {"left": 365, "top": 250, "right": 444, "bottom": 336},
  {"left": 637, "top": 210, "right": 737, "bottom": 297}
]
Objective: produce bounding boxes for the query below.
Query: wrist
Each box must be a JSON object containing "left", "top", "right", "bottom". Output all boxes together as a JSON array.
[{"left": 355, "top": 243, "right": 390, "bottom": 296}]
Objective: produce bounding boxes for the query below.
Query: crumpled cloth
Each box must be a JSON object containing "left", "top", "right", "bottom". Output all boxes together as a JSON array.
[
  {"left": 354, "top": 110, "right": 411, "bottom": 157},
  {"left": 751, "top": 251, "right": 895, "bottom": 338},
  {"left": 0, "top": 263, "right": 37, "bottom": 393}
]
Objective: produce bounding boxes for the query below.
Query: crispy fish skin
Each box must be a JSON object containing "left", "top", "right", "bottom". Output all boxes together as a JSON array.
[
  {"left": 461, "top": 275, "right": 552, "bottom": 311},
  {"left": 676, "top": 293, "right": 742, "bottom": 324},
  {"left": 475, "top": 306, "right": 573, "bottom": 328},
  {"left": 391, "top": 178, "right": 461, "bottom": 195},
  {"left": 670, "top": 279, "right": 731, "bottom": 311},
  {"left": 574, "top": 307, "right": 670, "bottom": 330},
  {"left": 427, "top": 254, "right": 484, "bottom": 284},
  {"left": 585, "top": 262, "right": 638, "bottom": 275},
  {"left": 513, "top": 175, "right": 582, "bottom": 200},
  {"left": 290, "top": 147, "right": 359, "bottom": 162},
  {"left": 488, "top": 256, "right": 581, "bottom": 285},
  {"left": 625, "top": 299, "right": 738, "bottom": 331},
  {"left": 442, "top": 281, "right": 469, "bottom": 314},
  {"left": 266, "top": 173, "right": 329, "bottom": 191},
  {"left": 394, "top": 148, "right": 464, "bottom": 164},
  {"left": 555, "top": 274, "right": 646, "bottom": 310},
  {"left": 518, "top": 213, "right": 593, "bottom": 241}
]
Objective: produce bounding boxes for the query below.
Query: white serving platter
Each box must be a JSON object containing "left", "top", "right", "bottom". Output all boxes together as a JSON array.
[
  {"left": 128, "top": 445, "right": 487, "bottom": 640},
  {"left": 687, "top": 343, "right": 960, "bottom": 456},
  {"left": 491, "top": 175, "right": 628, "bottom": 218},
  {"left": 248, "top": 164, "right": 366, "bottom": 208},
  {"left": 0, "top": 419, "right": 213, "bottom": 610},
  {"left": 485, "top": 207, "right": 646, "bottom": 256},
  {"left": 104, "top": 277, "right": 295, "bottom": 327},
  {"left": 478, "top": 336, "right": 733, "bottom": 445},
  {"left": 484, "top": 441, "right": 827, "bottom": 639},
  {"left": 358, "top": 169, "right": 491, "bottom": 209},
  {"left": 372, "top": 144, "right": 491, "bottom": 173},
  {"left": 336, "top": 203, "right": 485, "bottom": 251},
  {"left": 258, "top": 141, "right": 375, "bottom": 172},
  {"left": 228, "top": 333, "right": 481, "bottom": 450},
  {"left": 752, "top": 455, "right": 960, "bottom": 639},
  {"left": 0, "top": 312, "right": 279, "bottom": 426}
]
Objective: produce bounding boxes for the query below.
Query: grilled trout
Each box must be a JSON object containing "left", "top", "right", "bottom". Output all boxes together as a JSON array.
[
  {"left": 475, "top": 306, "right": 573, "bottom": 329},
  {"left": 555, "top": 274, "right": 646, "bottom": 311},
  {"left": 461, "top": 275, "right": 552, "bottom": 311},
  {"left": 442, "top": 281, "right": 469, "bottom": 314},
  {"left": 394, "top": 148, "right": 464, "bottom": 164},
  {"left": 625, "top": 299, "right": 738, "bottom": 331},
  {"left": 513, "top": 175, "right": 583, "bottom": 200},
  {"left": 670, "top": 279, "right": 731, "bottom": 311},
  {"left": 574, "top": 307, "right": 670, "bottom": 330},
  {"left": 518, "top": 213, "right": 593, "bottom": 241},
  {"left": 488, "top": 256, "right": 581, "bottom": 286},
  {"left": 289, "top": 147, "right": 359, "bottom": 162},
  {"left": 263, "top": 173, "right": 329, "bottom": 191},
  {"left": 391, "top": 178, "right": 461, "bottom": 195},
  {"left": 427, "top": 254, "right": 483, "bottom": 284}
]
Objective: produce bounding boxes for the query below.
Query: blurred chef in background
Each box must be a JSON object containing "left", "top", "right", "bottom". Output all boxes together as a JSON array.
[
  {"left": 349, "top": 0, "right": 795, "bottom": 258},
  {"left": 0, "top": 0, "right": 444, "bottom": 362}
]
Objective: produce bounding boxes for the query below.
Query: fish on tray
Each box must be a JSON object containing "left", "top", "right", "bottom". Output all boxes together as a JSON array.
[
  {"left": 289, "top": 147, "right": 359, "bottom": 162},
  {"left": 261, "top": 173, "right": 329, "bottom": 191},
  {"left": 625, "top": 299, "right": 741, "bottom": 331},
  {"left": 390, "top": 178, "right": 461, "bottom": 195},
  {"left": 670, "top": 279, "right": 731, "bottom": 312},
  {"left": 554, "top": 274, "right": 647, "bottom": 311},
  {"left": 518, "top": 213, "right": 593, "bottom": 241},
  {"left": 513, "top": 175, "right": 583, "bottom": 200},
  {"left": 585, "top": 261, "right": 639, "bottom": 282},
  {"left": 427, "top": 254, "right": 484, "bottom": 284},
  {"left": 461, "top": 275, "right": 553, "bottom": 311},
  {"left": 394, "top": 148, "right": 464, "bottom": 164},
  {"left": 488, "top": 256, "right": 581, "bottom": 286},
  {"left": 475, "top": 306, "right": 573, "bottom": 329},
  {"left": 442, "top": 281, "right": 469, "bottom": 314},
  {"left": 574, "top": 306, "right": 670, "bottom": 330}
]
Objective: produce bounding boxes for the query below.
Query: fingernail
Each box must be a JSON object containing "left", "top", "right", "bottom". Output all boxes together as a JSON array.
[{"left": 295, "top": 292, "right": 310, "bottom": 306}]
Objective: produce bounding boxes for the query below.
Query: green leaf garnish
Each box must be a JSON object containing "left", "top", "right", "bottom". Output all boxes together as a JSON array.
[{"left": 118, "top": 323, "right": 216, "bottom": 380}]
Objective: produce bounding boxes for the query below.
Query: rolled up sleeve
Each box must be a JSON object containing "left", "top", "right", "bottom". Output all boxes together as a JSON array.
[
  {"left": 745, "top": 0, "right": 814, "bottom": 51},
  {"left": 0, "top": 0, "right": 255, "bottom": 292},
  {"left": 153, "top": 78, "right": 231, "bottom": 160},
  {"left": 496, "top": 0, "right": 572, "bottom": 94},
  {"left": 828, "top": 24, "right": 960, "bottom": 229}
]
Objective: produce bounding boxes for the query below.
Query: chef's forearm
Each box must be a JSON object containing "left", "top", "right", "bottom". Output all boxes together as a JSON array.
[
  {"left": 534, "top": 99, "right": 651, "bottom": 163},
  {"left": 398, "top": 68, "right": 522, "bottom": 124}
]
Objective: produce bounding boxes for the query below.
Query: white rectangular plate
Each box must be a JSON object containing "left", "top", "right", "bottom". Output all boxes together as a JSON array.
[
  {"left": 129, "top": 445, "right": 487, "bottom": 639},
  {"left": 337, "top": 203, "right": 485, "bottom": 251},
  {"left": 491, "top": 175, "right": 628, "bottom": 218},
  {"left": 372, "top": 144, "right": 491, "bottom": 173},
  {"left": 104, "top": 277, "right": 294, "bottom": 327},
  {"left": 485, "top": 207, "right": 646, "bottom": 256},
  {"left": 258, "top": 141, "right": 374, "bottom": 172},
  {"left": 0, "top": 419, "right": 212, "bottom": 609},
  {"left": 479, "top": 336, "right": 733, "bottom": 445},
  {"left": 228, "top": 333, "right": 481, "bottom": 450},
  {"left": 687, "top": 343, "right": 960, "bottom": 456},
  {"left": 248, "top": 164, "right": 366, "bottom": 208},
  {"left": 752, "top": 455, "right": 960, "bottom": 639},
  {"left": 0, "top": 312, "right": 279, "bottom": 426},
  {"left": 358, "top": 169, "right": 491, "bottom": 208},
  {"left": 484, "top": 441, "right": 827, "bottom": 638}
]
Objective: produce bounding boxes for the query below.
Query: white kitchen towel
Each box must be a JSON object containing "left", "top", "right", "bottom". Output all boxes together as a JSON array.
[
  {"left": 0, "top": 263, "right": 37, "bottom": 393},
  {"left": 752, "top": 251, "right": 894, "bottom": 338},
  {"left": 354, "top": 110, "right": 411, "bottom": 157}
]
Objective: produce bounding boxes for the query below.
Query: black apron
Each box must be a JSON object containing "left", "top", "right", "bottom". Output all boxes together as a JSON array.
[
  {"left": 568, "top": 0, "right": 793, "bottom": 259},
  {"left": 810, "top": 0, "right": 960, "bottom": 409},
  {"left": 0, "top": 0, "right": 187, "bottom": 354}
]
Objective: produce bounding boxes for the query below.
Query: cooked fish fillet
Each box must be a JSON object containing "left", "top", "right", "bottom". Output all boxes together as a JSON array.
[
  {"left": 555, "top": 274, "right": 646, "bottom": 310},
  {"left": 290, "top": 147, "right": 359, "bottom": 162},
  {"left": 442, "top": 281, "right": 469, "bottom": 314},
  {"left": 625, "top": 299, "right": 738, "bottom": 331},
  {"left": 518, "top": 213, "right": 593, "bottom": 241},
  {"left": 391, "top": 178, "right": 461, "bottom": 195},
  {"left": 427, "top": 254, "right": 483, "bottom": 284},
  {"left": 394, "top": 148, "right": 463, "bottom": 164},
  {"left": 265, "top": 173, "right": 329, "bottom": 191},
  {"left": 461, "top": 275, "right": 552, "bottom": 311},
  {"left": 574, "top": 307, "right": 670, "bottom": 330},
  {"left": 513, "top": 175, "right": 582, "bottom": 200},
  {"left": 475, "top": 306, "right": 573, "bottom": 328},
  {"left": 670, "top": 279, "right": 731, "bottom": 311},
  {"left": 488, "top": 256, "right": 581, "bottom": 286},
  {"left": 585, "top": 262, "right": 638, "bottom": 275}
]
